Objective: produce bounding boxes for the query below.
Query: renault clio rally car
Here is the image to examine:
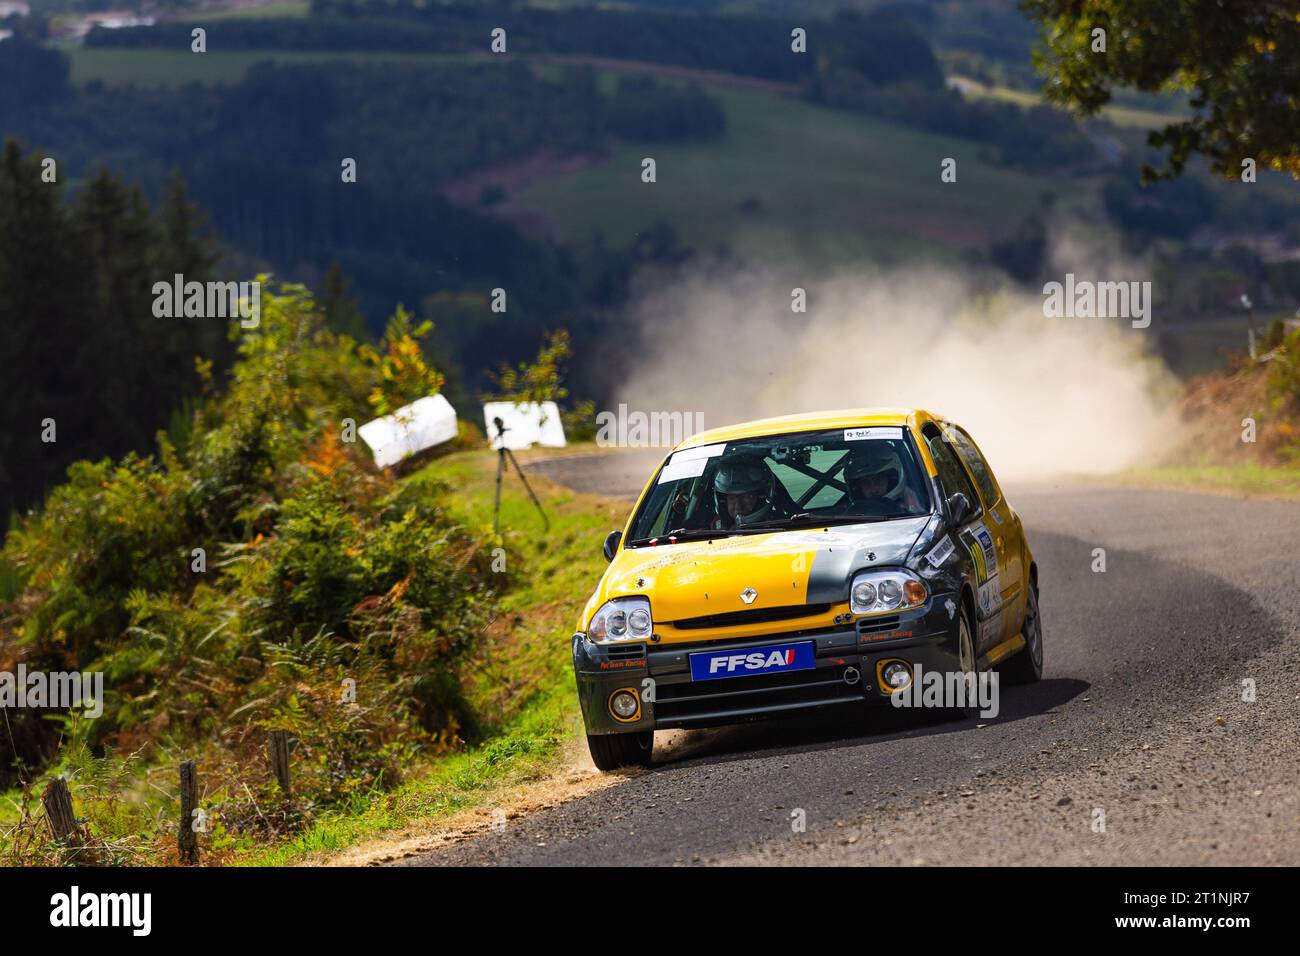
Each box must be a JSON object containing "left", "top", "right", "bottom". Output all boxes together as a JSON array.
[{"left": 574, "top": 408, "right": 1043, "bottom": 771}]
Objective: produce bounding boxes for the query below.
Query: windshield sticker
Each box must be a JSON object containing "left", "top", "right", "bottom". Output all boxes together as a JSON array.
[
  {"left": 845, "top": 426, "right": 903, "bottom": 441},
  {"left": 675, "top": 442, "right": 726, "bottom": 461},
  {"left": 656, "top": 443, "right": 726, "bottom": 484},
  {"left": 657, "top": 456, "right": 708, "bottom": 483}
]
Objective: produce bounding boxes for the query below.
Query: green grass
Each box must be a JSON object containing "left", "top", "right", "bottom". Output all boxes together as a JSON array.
[
  {"left": 1118, "top": 463, "right": 1300, "bottom": 499},
  {"left": 236, "top": 447, "right": 619, "bottom": 865},
  {"left": 506, "top": 85, "right": 1062, "bottom": 264},
  {"left": 192, "top": 1, "right": 310, "bottom": 20},
  {"left": 67, "top": 48, "right": 1062, "bottom": 265},
  {"left": 0, "top": 446, "right": 621, "bottom": 865},
  {"left": 242, "top": 685, "right": 575, "bottom": 865},
  {"left": 949, "top": 75, "right": 1184, "bottom": 130}
]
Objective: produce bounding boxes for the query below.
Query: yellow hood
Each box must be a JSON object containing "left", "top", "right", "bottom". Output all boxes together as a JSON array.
[{"left": 583, "top": 518, "right": 930, "bottom": 628}]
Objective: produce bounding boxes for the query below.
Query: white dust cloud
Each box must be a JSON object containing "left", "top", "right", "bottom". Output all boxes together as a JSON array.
[{"left": 613, "top": 254, "right": 1180, "bottom": 480}]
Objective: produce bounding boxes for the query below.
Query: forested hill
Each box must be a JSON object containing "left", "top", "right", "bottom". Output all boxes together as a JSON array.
[{"left": 85, "top": 2, "right": 945, "bottom": 89}]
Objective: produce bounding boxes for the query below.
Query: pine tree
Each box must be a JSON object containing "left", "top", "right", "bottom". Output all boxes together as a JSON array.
[
  {"left": 0, "top": 139, "right": 92, "bottom": 521},
  {"left": 0, "top": 143, "right": 232, "bottom": 524},
  {"left": 320, "top": 260, "right": 369, "bottom": 340}
]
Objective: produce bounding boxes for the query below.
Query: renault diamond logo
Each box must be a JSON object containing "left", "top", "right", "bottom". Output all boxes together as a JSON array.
[{"left": 740, "top": 588, "right": 758, "bottom": 604}]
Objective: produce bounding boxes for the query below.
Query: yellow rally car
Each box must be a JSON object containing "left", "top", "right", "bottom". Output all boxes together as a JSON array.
[{"left": 573, "top": 408, "right": 1043, "bottom": 770}]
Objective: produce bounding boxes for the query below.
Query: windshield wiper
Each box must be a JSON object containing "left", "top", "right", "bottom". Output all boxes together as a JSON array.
[
  {"left": 734, "top": 514, "right": 893, "bottom": 532},
  {"left": 626, "top": 528, "right": 733, "bottom": 547}
]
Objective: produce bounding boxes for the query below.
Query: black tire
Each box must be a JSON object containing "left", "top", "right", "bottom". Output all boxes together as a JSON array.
[
  {"left": 951, "top": 605, "right": 981, "bottom": 719},
  {"left": 586, "top": 730, "right": 654, "bottom": 771},
  {"left": 1001, "top": 582, "right": 1044, "bottom": 684},
  {"left": 926, "top": 604, "right": 981, "bottom": 722}
]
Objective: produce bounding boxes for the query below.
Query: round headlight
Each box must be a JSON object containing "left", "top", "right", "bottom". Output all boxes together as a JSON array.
[
  {"left": 607, "top": 609, "right": 628, "bottom": 637},
  {"left": 852, "top": 581, "right": 877, "bottom": 608},
  {"left": 610, "top": 690, "right": 639, "bottom": 719},
  {"left": 878, "top": 579, "right": 903, "bottom": 608},
  {"left": 628, "top": 607, "right": 651, "bottom": 635},
  {"left": 882, "top": 661, "right": 912, "bottom": 689}
]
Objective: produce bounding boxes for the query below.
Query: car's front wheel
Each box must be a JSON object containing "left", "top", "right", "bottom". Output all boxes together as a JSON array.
[
  {"left": 586, "top": 730, "right": 654, "bottom": 771},
  {"left": 951, "top": 606, "right": 980, "bottom": 718}
]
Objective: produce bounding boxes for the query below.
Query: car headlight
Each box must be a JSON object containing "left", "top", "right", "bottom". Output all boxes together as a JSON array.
[
  {"left": 850, "top": 569, "right": 927, "bottom": 614},
  {"left": 587, "top": 597, "right": 653, "bottom": 643}
]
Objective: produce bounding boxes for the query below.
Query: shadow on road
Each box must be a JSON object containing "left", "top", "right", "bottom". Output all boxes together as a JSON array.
[{"left": 654, "top": 676, "right": 1091, "bottom": 769}]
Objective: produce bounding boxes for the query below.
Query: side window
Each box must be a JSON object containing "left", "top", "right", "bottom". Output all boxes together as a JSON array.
[
  {"left": 947, "top": 427, "right": 1000, "bottom": 508},
  {"left": 925, "top": 428, "right": 980, "bottom": 519}
]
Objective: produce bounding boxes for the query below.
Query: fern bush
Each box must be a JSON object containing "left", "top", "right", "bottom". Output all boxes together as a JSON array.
[{"left": 0, "top": 281, "right": 505, "bottom": 860}]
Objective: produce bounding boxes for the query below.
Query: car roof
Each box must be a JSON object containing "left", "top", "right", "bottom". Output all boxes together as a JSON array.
[{"left": 673, "top": 407, "right": 941, "bottom": 450}]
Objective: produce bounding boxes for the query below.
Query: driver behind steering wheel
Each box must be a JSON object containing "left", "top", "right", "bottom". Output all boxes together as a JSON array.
[
  {"left": 711, "top": 458, "right": 783, "bottom": 529},
  {"left": 839, "top": 444, "right": 922, "bottom": 516}
]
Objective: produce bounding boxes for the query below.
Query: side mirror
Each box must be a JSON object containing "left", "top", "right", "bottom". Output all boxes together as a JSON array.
[
  {"left": 946, "top": 492, "right": 971, "bottom": 526},
  {"left": 602, "top": 530, "right": 622, "bottom": 562}
]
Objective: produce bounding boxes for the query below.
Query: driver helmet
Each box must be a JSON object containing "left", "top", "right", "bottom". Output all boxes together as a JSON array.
[
  {"left": 844, "top": 443, "right": 907, "bottom": 502},
  {"left": 713, "top": 458, "right": 774, "bottom": 527}
]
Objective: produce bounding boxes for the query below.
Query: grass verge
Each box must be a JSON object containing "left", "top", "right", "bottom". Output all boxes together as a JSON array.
[
  {"left": 1116, "top": 463, "right": 1300, "bottom": 499},
  {"left": 0, "top": 446, "right": 622, "bottom": 866},
  {"left": 237, "top": 447, "right": 622, "bottom": 865}
]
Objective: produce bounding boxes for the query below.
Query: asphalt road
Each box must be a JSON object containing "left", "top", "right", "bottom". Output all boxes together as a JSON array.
[{"left": 400, "top": 451, "right": 1300, "bottom": 866}]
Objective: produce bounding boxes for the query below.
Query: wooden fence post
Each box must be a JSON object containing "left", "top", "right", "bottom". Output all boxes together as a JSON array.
[
  {"left": 179, "top": 760, "right": 199, "bottom": 865},
  {"left": 42, "top": 777, "right": 78, "bottom": 843},
  {"left": 267, "top": 730, "right": 292, "bottom": 799}
]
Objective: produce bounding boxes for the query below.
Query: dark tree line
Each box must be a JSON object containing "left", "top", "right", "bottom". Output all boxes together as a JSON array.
[
  {"left": 0, "top": 140, "right": 228, "bottom": 521},
  {"left": 87, "top": 1, "right": 945, "bottom": 90},
  {"left": 0, "top": 47, "right": 724, "bottom": 415}
]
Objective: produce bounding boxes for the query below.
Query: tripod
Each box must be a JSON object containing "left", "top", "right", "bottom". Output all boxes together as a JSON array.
[{"left": 492, "top": 416, "right": 550, "bottom": 534}]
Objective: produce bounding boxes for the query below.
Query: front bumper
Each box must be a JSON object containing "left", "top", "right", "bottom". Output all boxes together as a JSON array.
[{"left": 574, "top": 592, "right": 962, "bottom": 735}]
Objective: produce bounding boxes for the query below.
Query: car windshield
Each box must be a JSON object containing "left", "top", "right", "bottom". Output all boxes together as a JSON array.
[{"left": 627, "top": 426, "right": 932, "bottom": 545}]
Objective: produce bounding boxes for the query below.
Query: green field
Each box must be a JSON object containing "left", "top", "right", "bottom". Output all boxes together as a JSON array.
[
  {"left": 950, "top": 75, "right": 1183, "bottom": 130},
  {"left": 504, "top": 86, "right": 1066, "bottom": 264},
  {"left": 68, "top": 47, "right": 1067, "bottom": 265},
  {"left": 194, "top": 1, "right": 310, "bottom": 20}
]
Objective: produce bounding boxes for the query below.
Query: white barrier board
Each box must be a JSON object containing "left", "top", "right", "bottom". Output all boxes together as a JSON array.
[
  {"left": 482, "top": 401, "right": 567, "bottom": 450},
  {"left": 359, "top": 394, "right": 458, "bottom": 468}
]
